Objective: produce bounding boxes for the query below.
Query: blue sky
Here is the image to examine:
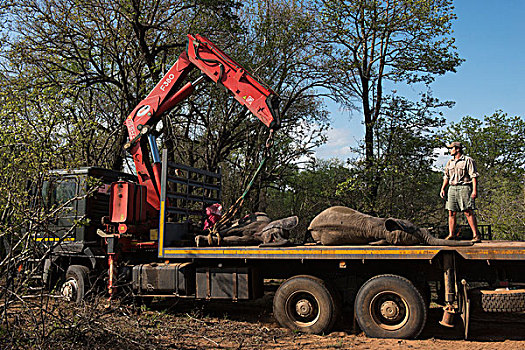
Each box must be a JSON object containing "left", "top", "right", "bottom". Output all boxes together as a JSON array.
[{"left": 315, "top": 0, "right": 525, "bottom": 160}]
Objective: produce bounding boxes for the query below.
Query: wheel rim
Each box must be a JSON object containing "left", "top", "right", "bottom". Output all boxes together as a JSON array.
[
  {"left": 285, "top": 290, "right": 320, "bottom": 327},
  {"left": 61, "top": 278, "right": 78, "bottom": 302},
  {"left": 369, "top": 291, "right": 410, "bottom": 331}
]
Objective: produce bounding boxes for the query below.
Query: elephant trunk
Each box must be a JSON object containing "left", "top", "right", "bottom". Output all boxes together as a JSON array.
[{"left": 421, "top": 229, "right": 473, "bottom": 246}]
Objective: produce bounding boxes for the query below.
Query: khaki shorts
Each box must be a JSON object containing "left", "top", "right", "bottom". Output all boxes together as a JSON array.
[{"left": 446, "top": 185, "right": 475, "bottom": 212}]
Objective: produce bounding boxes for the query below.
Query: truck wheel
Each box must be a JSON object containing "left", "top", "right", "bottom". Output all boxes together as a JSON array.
[
  {"left": 273, "top": 275, "right": 339, "bottom": 334},
  {"left": 481, "top": 289, "right": 525, "bottom": 312},
  {"left": 354, "top": 274, "right": 427, "bottom": 339},
  {"left": 60, "top": 265, "right": 90, "bottom": 303}
]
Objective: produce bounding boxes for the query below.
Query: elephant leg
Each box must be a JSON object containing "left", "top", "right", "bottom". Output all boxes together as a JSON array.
[
  {"left": 223, "top": 235, "right": 259, "bottom": 246},
  {"left": 369, "top": 239, "right": 389, "bottom": 246},
  {"left": 258, "top": 227, "right": 291, "bottom": 247},
  {"left": 196, "top": 235, "right": 216, "bottom": 247}
]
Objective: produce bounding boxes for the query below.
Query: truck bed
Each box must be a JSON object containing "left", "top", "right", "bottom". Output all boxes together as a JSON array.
[{"left": 161, "top": 240, "right": 525, "bottom": 261}]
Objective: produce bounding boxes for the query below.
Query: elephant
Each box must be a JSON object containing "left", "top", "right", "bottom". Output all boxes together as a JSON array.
[
  {"left": 195, "top": 212, "right": 298, "bottom": 247},
  {"left": 308, "top": 206, "right": 472, "bottom": 246}
]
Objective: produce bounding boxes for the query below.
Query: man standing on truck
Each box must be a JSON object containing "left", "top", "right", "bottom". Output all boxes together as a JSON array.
[{"left": 440, "top": 141, "right": 482, "bottom": 243}]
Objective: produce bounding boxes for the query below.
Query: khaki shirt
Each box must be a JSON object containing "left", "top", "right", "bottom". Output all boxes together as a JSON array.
[{"left": 444, "top": 155, "right": 479, "bottom": 185}]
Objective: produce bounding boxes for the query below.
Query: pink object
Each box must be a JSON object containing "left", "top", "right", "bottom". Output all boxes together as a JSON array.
[{"left": 204, "top": 203, "right": 222, "bottom": 230}]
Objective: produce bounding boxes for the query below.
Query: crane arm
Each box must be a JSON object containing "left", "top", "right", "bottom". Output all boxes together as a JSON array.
[{"left": 123, "top": 34, "right": 280, "bottom": 214}]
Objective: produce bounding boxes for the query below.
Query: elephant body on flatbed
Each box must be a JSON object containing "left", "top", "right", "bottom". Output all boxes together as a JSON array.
[
  {"left": 195, "top": 213, "right": 298, "bottom": 247},
  {"left": 308, "top": 206, "right": 471, "bottom": 246}
]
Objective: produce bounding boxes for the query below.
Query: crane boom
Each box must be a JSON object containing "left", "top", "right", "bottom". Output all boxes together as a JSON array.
[{"left": 121, "top": 34, "right": 280, "bottom": 223}]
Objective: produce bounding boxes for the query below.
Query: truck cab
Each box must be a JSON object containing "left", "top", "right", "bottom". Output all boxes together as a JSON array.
[
  {"left": 36, "top": 167, "right": 136, "bottom": 245},
  {"left": 33, "top": 168, "right": 136, "bottom": 294}
]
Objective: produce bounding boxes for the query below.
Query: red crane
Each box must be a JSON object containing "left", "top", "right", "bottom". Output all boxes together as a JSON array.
[{"left": 111, "top": 34, "right": 280, "bottom": 234}]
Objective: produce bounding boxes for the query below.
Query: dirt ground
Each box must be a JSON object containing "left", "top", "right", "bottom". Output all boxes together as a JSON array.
[
  {"left": 3, "top": 293, "right": 525, "bottom": 349},
  {"left": 128, "top": 294, "right": 525, "bottom": 350}
]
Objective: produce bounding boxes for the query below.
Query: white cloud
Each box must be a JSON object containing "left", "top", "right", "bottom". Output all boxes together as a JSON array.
[
  {"left": 314, "top": 126, "right": 360, "bottom": 159},
  {"left": 433, "top": 147, "right": 450, "bottom": 170}
]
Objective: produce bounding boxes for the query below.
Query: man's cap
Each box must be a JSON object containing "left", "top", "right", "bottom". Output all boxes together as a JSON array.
[{"left": 447, "top": 141, "right": 463, "bottom": 149}]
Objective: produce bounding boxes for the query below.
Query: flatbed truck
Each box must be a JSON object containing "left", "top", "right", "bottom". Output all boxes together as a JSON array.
[
  {"left": 30, "top": 34, "right": 525, "bottom": 340},
  {"left": 36, "top": 155, "right": 525, "bottom": 340}
]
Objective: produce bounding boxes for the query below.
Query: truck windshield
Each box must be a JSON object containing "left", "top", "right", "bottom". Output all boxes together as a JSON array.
[{"left": 42, "top": 179, "right": 77, "bottom": 208}]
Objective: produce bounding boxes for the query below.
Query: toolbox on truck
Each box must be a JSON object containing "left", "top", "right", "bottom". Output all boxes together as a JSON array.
[
  {"left": 196, "top": 267, "right": 263, "bottom": 300},
  {"left": 132, "top": 262, "right": 195, "bottom": 295}
]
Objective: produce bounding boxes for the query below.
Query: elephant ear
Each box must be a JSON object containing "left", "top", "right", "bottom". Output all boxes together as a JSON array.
[
  {"left": 385, "top": 218, "right": 419, "bottom": 233},
  {"left": 384, "top": 218, "right": 405, "bottom": 232}
]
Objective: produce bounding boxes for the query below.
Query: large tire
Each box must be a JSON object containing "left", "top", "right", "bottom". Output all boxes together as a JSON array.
[
  {"left": 481, "top": 289, "right": 525, "bottom": 312},
  {"left": 60, "top": 265, "right": 90, "bottom": 303},
  {"left": 273, "top": 275, "right": 340, "bottom": 334},
  {"left": 354, "top": 274, "right": 427, "bottom": 339}
]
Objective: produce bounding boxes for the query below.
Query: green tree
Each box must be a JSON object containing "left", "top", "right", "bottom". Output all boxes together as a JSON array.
[
  {"left": 318, "top": 0, "right": 463, "bottom": 205},
  {"left": 445, "top": 112, "right": 525, "bottom": 239},
  {"left": 338, "top": 93, "right": 446, "bottom": 220},
  {"left": 5, "top": 0, "right": 240, "bottom": 170},
  {"left": 265, "top": 158, "right": 352, "bottom": 240}
]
